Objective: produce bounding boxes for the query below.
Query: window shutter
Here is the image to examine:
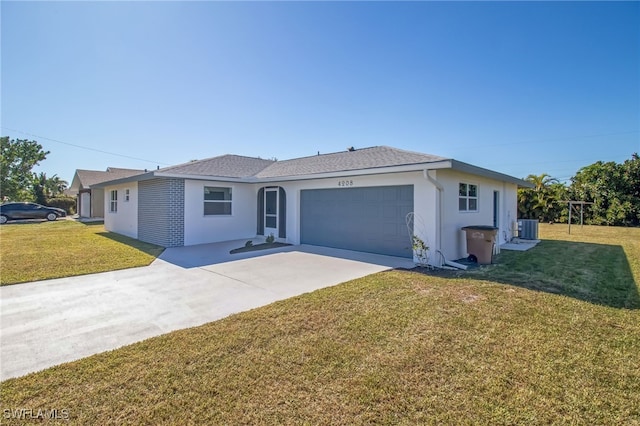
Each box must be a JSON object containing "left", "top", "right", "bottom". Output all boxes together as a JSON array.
[
  {"left": 257, "top": 187, "right": 265, "bottom": 235},
  {"left": 278, "top": 187, "right": 286, "bottom": 238}
]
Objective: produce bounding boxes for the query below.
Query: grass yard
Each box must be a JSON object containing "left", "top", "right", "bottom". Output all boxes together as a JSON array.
[
  {"left": 1, "top": 224, "right": 639, "bottom": 424},
  {"left": 0, "top": 220, "right": 163, "bottom": 285},
  {"left": 469, "top": 223, "right": 640, "bottom": 309}
]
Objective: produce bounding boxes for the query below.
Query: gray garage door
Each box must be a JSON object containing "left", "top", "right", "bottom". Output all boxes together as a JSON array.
[{"left": 300, "top": 185, "right": 414, "bottom": 258}]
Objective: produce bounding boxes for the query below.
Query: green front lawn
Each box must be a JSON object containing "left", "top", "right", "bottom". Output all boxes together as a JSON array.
[
  {"left": 0, "top": 220, "right": 163, "bottom": 285},
  {"left": 469, "top": 223, "right": 640, "bottom": 309},
  {"left": 1, "top": 224, "right": 638, "bottom": 424}
]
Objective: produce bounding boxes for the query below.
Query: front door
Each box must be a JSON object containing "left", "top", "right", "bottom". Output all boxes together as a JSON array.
[
  {"left": 80, "top": 192, "right": 91, "bottom": 217},
  {"left": 264, "top": 188, "right": 278, "bottom": 238}
]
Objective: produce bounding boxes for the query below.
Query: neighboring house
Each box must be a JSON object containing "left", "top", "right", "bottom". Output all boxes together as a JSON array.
[
  {"left": 69, "top": 168, "right": 144, "bottom": 218},
  {"left": 94, "top": 146, "right": 533, "bottom": 265}
]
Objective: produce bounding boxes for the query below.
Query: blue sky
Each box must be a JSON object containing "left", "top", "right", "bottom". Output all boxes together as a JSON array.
[{"left": 2, "top": 1, "right": 638, "bottom": 185}]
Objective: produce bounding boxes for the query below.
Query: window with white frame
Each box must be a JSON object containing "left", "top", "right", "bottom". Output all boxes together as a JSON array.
[
  {"left": 124, "top": 189, "right": 130, "bottom": 202},
  {"left": 110, "top": 190, "right": 118, "bottom": 213},
  {"left": 459, "top": 183, "right": 478, "bottom": 212},
  {"left": 204, "top": 187, "right": 232, "bottom": 215}
]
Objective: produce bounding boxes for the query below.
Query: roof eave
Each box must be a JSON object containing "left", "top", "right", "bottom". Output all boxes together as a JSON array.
[
  {"left": 128, "top": 162, "right": 454, "bottom": 184},
  {"left": 92, "top": 159, "right": 533, "bottom": 188},
  {"left": 154, "top": 172, "right": 251, "bottom": 182},
  {"left": 92, "top": 171, "right": 158, "bottom": 188},
  {"left": 450, "top": 160, "right": 534, "bottom": 187},
  {"left": 256, "top": 161, "right": 453, "bottom": 182}
]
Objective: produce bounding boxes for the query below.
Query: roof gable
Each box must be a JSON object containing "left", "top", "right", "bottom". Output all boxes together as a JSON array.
[{"left": 70, "top": 168, "right": 145, "bottom": 191}]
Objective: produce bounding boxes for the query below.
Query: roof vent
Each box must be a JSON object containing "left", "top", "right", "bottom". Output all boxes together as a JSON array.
[{"left": 348, "top": 147, "right": 355, "bottom": 152}]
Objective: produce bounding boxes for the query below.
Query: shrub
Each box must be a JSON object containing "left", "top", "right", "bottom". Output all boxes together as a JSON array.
[{"left": 47, "top": 196, "right": 76, "bottom": 215}]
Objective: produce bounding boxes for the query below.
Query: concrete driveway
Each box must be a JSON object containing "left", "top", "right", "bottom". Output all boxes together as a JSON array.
[{"left": 0, "top": 241, "right": 413, "bottom": 380}]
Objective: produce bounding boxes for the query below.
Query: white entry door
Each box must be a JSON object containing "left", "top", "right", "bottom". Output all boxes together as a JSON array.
[
  {"left": 80, "top": 192, "right": 91, "bottom": 218},
  {"left": 264, "top": 188, "right": 278, "bottom": 238}
]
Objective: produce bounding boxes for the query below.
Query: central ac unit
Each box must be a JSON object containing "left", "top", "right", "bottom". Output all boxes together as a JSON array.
[{"left": 518, "top": 219, "right": 539, "bottom": 240}]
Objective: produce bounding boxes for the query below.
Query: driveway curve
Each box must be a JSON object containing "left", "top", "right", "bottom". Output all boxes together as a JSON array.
[{"left": 0, "top": 241, "right": 413, "bottom": 380}]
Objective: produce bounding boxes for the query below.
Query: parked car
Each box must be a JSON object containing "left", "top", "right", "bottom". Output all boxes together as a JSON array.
[{"left": 0, "top": 202, "right": 67, "bottom": 224}]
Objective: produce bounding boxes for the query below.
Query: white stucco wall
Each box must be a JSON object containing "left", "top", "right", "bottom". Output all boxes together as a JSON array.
[
  {"left": 183, "top": 180, "right": 257, "bottom": 246},
  {"left": 502, "top": 182, "right": 519, "bottom": 242},
  {"left": 103, "top": 183, "right": 138, "bottom": 239},
  {"left": 435, "top": 169, "right": 518, "bottom": 261},
  {"left": 167, "top": 168, "right": 519, "bottom": 265},
  {"left": 268, "top": 171, "right": 439, "bottom": 260}
]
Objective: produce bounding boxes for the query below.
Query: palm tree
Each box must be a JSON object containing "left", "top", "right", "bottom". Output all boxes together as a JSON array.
[
  {"left": 525, "top": 173, "right": 558, "bottom": 193},
  {"left": 520, "top": 173, "right": 564, "bottom": 222},
  {"left": 31, "top": 173, "right": 68, "bottom": 204},
  {"left": 45, "top": 174, "right": 68, "bottom": 197}
]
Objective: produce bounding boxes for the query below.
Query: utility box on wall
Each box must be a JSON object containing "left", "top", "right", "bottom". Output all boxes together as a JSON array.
[{"left": 518, "top": 219, "right": 539, "bottom": 240}]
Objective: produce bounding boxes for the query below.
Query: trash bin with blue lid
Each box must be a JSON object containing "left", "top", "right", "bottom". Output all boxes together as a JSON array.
[{"left": 461, "top": 225, "right": 499, "bottom": 264}]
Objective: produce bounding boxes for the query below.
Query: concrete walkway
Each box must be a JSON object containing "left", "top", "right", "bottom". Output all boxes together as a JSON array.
[
  {"left": 0, "top": 241, "right": 413, "bottom": 380},
  {"left": 500, "top": 238, "right": 541, "bottom": 251}
]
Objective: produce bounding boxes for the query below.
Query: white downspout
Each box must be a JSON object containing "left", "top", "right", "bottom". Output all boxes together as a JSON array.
[
  {"left": 423, "top": 169, "right": 467, "bottom": 270},
  {"left": 423, "top": 169, "right": 443, "bottom": 264}
]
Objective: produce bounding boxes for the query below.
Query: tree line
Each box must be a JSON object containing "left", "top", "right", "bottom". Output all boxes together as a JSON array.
[
  {"left": 1, "top": 137, "right": 76, "bottom": 213},
  {"left": 518, "top": 153, "right": 640, "bottom": 227}
]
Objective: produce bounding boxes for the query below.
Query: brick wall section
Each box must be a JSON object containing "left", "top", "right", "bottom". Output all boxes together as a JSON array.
[{"left": 138, "top": 178, "right": 185, "bottom": 247}]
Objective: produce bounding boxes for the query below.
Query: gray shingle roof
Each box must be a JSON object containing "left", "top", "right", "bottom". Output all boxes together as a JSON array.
[
  {"left": 159, "top": 155, "right": 275, "bottom": 178},
  {"left": 256, "top": 146, "right": 448, "bottom": 178},
  {"left": 156, "top": 147, "right": 447, "bottom": 179},
  {"left": 91, "top": 146, "right": 529, "bottom": 187},
  {"left": 75, "top": 167, "right": 145, "bottom": 188}
]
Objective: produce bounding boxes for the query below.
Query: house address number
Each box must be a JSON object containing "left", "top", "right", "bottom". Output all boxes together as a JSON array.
[{"left": 338, "top": 180, "right": 354, "bottom": 187}]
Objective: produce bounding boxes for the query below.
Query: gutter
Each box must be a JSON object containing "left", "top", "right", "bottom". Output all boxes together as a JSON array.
[
  {"left": 450, "top": 159, "right": 534, "bottom": 188},
  {"left": 156, "top": 160, "right": 454, "bottom": 183},
  {"left": 91, "top": 171, "right": 157, "bottom": 189}
]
